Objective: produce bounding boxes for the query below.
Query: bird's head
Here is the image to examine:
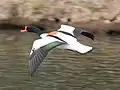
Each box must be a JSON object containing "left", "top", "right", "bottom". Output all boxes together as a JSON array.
[{"left": 20, "top": 25, "right": 45, "bottom": 35}]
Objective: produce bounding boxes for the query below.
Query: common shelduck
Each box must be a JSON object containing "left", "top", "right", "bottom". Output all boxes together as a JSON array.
[{"left": 21, "top": 24, "right": 95, "bottom": 76}]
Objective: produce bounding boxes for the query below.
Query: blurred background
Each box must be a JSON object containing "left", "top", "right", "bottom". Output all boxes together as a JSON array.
[{"left": 0, "top": 0, "right": 120, "bottom": 90}]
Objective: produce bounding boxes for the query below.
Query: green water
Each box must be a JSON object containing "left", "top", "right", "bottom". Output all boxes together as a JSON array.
[{"left": 0, "top": 30, "right": 120, "bottom": 90}]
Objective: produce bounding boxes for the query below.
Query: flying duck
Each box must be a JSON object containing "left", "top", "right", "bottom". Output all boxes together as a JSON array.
[
  {"left": 21, "top": 24, "right": 94, "bottom": 53},
  {"left": 21, "top": 24, "right": 94, "bottom": 40},
  {"left": 21, "top": 25, "right": 95, "bottom": 76}
]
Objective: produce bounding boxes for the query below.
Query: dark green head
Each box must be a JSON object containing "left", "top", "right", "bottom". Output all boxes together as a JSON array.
[{"left": 21, "top": 25, "right": 46, "bottom": 35}]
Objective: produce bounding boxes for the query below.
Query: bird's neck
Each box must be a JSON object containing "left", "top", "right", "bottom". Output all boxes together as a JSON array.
[
  {"left": 34, "top": 29, "right": 44, "bottom": 35},
  {"left": 29, "top": 25, "right": 45, "bottom": 35}
]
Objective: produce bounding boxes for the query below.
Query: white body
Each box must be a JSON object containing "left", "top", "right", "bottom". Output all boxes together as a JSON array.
[
  {"left": 52, "top": 31, "right": 92, "bottom": 54},
  {"left": 30, "top": 25, "right": 93, "bottom": 55}
]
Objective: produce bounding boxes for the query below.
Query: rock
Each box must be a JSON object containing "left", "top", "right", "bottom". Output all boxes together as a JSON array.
[{"left": 0, "top": 0, "right": 120, "bottom": 34}]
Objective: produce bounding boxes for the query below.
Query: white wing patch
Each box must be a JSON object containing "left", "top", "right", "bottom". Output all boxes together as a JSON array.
[{"left": 58, "top": 24, "right": 75, "bottom": 35}]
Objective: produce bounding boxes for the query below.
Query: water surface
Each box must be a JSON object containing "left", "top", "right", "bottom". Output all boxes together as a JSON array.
[{"left": 0, "top": 30, "right": 120, "bottom": 90}]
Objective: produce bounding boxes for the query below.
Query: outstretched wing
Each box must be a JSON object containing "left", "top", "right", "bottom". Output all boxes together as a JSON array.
[
  {"left": 58, "top": 24, "right": 95, "bottom": 40},
  {"left": 29, "top": 41, "right": 65, "bottom": 76}
]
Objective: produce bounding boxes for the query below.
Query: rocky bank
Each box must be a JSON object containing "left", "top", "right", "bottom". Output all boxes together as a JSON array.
[{"left": 0, "top": 0, "right": 120, "bottom": 35}]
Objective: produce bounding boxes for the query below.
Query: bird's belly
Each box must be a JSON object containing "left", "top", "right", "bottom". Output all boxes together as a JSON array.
[
  {"left": 56, "top": 44, "right": 75, "bottom": 51},
  {"left": 32, "top": 37, "right": 61, "bottom": 50}
]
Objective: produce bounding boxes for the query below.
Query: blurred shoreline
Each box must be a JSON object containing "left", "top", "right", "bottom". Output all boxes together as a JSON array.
[
  {"left": 0, "top": 20, "right": 120, "bottom": 36},
  {"left": 0, "top": 0, "right": 120, "bottom": 36}
]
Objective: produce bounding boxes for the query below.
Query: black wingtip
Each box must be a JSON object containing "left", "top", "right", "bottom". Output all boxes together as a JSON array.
[
  {"left": 30, "top": 72, "right": 34, "bottom": 77},
  {"left": 81, "top": 32, "right": 95, "bottom": 41}
]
